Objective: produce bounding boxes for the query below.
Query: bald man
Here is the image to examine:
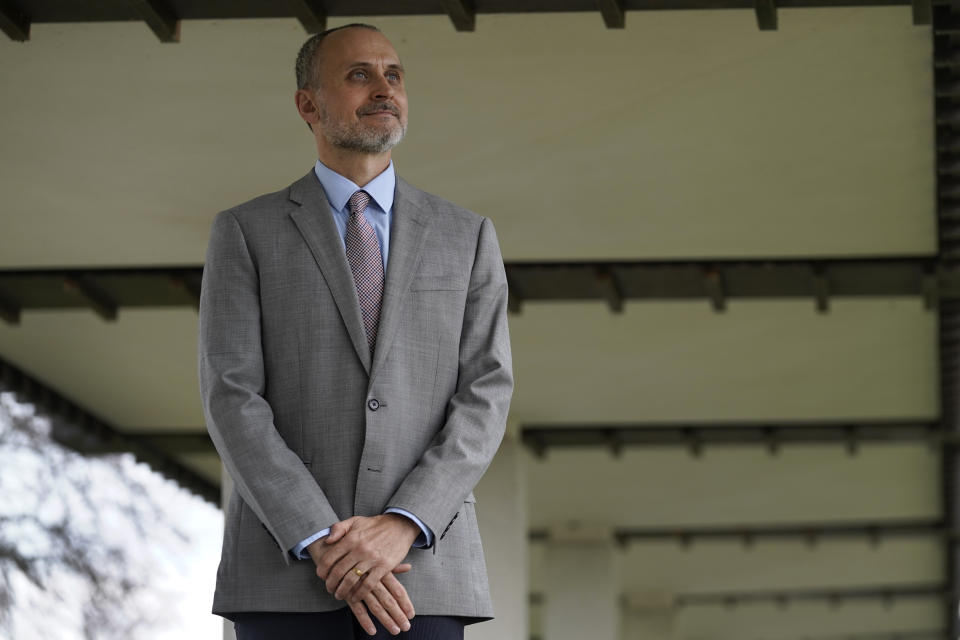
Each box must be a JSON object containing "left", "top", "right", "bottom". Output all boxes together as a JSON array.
[{"left": 198, "top": 23, "right": 513, "bottom": 639}]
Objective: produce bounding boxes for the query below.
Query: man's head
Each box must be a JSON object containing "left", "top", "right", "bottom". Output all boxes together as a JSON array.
[{"left": 294, "top": 24, "right": 408, "bottom": 156}]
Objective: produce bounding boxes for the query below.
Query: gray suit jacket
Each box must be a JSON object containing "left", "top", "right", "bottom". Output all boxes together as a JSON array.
[{"left": 198, "top": 168, "right": 513, "bottom": 620}]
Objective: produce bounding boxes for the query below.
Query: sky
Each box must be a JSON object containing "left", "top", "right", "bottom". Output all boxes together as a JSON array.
[{"left": 0, "top": 391, "right": 224, "bottom": 640}]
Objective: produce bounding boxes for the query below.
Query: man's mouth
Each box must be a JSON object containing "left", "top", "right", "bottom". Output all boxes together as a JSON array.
[{"left": 359, "top": 103, "right": 399, "bottom": 118}]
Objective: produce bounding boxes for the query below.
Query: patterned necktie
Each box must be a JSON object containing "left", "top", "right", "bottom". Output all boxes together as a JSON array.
[{"left": 345, "top": 190, "right": 384, "bottom": 354}]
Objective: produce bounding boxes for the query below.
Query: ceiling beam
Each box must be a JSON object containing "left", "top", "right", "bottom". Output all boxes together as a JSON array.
[
  {"left": 812, "top": 264, "right": 830, "bottom": 312},
  {"left": 596, "top": 0, "right": 625, "bottom": 29},
  {"left": 289, "top": 0, "right": 326, "bottom": 34},
  {"left": 127, "top": 0, "right": 180, "bottom": 43},
  {"left": 914, "top": 0, "right": 932, "bottom": 26},
  {"left": 0, "top": 0, "right": 29, "bottom": 41},
  {"left": 596, "top": 267, "right": 624, "bottom": 313},
  {"left": 63, "top": 275, "right": 118, "bottom": 321},
  {"left": 0, "top": 355, "right": 219, "bottom": 504},
  {"left": 530, "top": 583, "right": 948, "bottom": 610},
  {"left": 758, "top": 631, "right": 944, "bottom": 640},
  {"left": 439, "top": 0, "right": 475, "bottom": 32},
  {"left": 506, "top": 271, "right": 523, "bottom": 314},
  {"left": 702, "top": 268, "right": 727, "bottom": 312},
  {"left": 0, "top": 285, "right": 20, "bottom": 324},
  {"left": 755, "top": 0, "right": 778, "bottom": 31},
  {"left": 530, "top": 518, "right": 946, "bottom": 548},
  {"left": 674, "top": 583, "right": 947, "bottom": 608},
  {"left": 521, "top": 420, "right": 942, "bottom": 458},
  {"left": 168, "top": 273, "right": 200, "bottom": 310},
  {"left": 0, "top": 0, "right": 941, "bottom": 31},
  {"left": 127, "top": 431, "right": 214, "bottom": 455},
  {"left": 933, "top": 15, "right": 960, "bottom": 639},
  {"left": 0, "top": 257, "right": 955, "bottom": 319}
]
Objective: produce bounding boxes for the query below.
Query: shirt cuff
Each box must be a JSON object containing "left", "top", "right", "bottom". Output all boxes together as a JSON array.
[
  {"left": 291, "top": 528, "right": 330, "bottom": 560},
  {"left": 385, "top": 507, "right": 434, "bottom": 548}
]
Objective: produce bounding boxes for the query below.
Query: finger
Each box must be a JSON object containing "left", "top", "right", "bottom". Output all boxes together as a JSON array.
[
  {"left": 326, "top": 552, "right": 360, "bottom": 594},
  {"left": 371, "top": 581, "right": 411, "bottom": 633},
  {"left": 391, "top": 563, "right": 412, "bottom": 575},
  {"left": 363, "top": 588, "right": 404, "bottom": 635},
  {"left": 348, "top": 599, "right": 377, "bottom": 636},
  {"left": 382, "top": 573, "right": 415, "bottom": 619},
  {"left": 326, "top": 518, "right": 353, "bottom": 543},
  {"left": 347, "top": 565, "right": 385, "bottom": 604},
  {"left": 315, "top": 543, "right": 349, "bottom": 581},
  {"left": 335, "top": 564, "right": 367, "bottom": 601}
]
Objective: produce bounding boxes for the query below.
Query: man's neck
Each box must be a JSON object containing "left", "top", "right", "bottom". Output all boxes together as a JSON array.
[{"left": 317, "top": 147, "right": 392, "bottom": 188}]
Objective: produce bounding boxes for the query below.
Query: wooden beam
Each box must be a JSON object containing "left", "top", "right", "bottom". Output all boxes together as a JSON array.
[
  {"left": 169, "top": 273, "right": 200, "bottom": 311},
  {"left": 703, "top": 268, "right": 726, "bottom": 313},
  {"left": 0, "top": 285, "right": 20, "bottom": 324},
  {"left": 439, "top": 0, "right": 475, "bottom": 32},
  {"left": 505, "top": 269, "right": 523, "bottom": 314},
  {"left": 596, "top": 267, "right": 624, "bottom": 313},
  {"left": 63, "top": 275, "right": 118, "bottom": 321},
  {"left": 755, "top": 0, "right": 777, "bottom": 31},
  {"left": 0, "top": 355, "right": 219, "bottom": 504},
  {"left": 0, "top": 0, "right": 29, "bottom": 41},
  {"left": 289, "top": 0, "right": 326, "bottom": 34},
  {"left": 596, "top": 0, "right": 625, "bottom": 29},
  {"left": 127, "top": 0, "right": 180, "bottom": 43},
  {"left": 913, "top": 0, "right": 932, "bottom": 26},
  {"left": 812, "top": 265, "right": 830, "bottom": 313},
  {"left": 131, "top": 431, "right": 214, "bottom": 455},
  {"left": 924, "top": 268, "right": 940, "bottom": 310}
]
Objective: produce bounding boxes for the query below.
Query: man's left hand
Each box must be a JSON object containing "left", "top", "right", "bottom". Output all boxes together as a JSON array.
[{"left": 316, "top": 513, "right": 421, "bottom": 604}]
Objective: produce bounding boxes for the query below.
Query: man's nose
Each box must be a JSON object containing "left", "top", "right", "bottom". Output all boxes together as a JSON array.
[{"left": 370, "top": 73, "right": 394, "bottom": 100}]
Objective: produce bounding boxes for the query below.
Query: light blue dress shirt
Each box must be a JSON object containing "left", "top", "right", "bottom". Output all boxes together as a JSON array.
[{"left": 291, "top": 159, "right": 434, "bottom": 561}]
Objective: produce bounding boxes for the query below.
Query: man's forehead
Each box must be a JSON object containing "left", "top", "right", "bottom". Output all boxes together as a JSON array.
[{"left": 321, "top": 28, "right": 401, "bottom": 67}]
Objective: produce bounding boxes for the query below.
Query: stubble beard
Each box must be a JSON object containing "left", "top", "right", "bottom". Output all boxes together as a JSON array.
[{"left": 318, "top": 100, "right": 407, "bottom": 155}]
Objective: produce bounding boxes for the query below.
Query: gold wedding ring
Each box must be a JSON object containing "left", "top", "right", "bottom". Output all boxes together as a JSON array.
[{"left": 354, "top": 567, "right": 366, "bottom": 577}]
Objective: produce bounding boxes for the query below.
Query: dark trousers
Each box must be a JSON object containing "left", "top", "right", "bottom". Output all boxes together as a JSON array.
[{"left": 232, "top": 609, "right": 465, "bottom": 640}]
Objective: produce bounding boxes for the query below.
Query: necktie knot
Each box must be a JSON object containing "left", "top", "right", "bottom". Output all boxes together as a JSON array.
[{"left": 348, "top": 190, "right": 372, "bottom": 218}]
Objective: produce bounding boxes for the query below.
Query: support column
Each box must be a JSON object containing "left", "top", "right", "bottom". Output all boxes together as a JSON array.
[
  {"left": 221, "top": 465, "right": 237, "bottom": 640},
  {"left": 467, "top": 430, "right": 529, "bottom": 639},
  {"left": 542, "top": 539, "right": 620, "bottom": 640},
  {"left": 622, "top": 592, "right": 677, "bottom": 640}
]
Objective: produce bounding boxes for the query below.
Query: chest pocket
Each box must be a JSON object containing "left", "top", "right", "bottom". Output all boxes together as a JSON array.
[{"left": 410, "top": 274, "right": 467, "bottom": 291}]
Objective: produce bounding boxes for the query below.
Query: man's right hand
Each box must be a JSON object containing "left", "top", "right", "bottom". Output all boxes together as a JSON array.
[{"left": 306, "top": 538, "right": 415, "bottom": 636}]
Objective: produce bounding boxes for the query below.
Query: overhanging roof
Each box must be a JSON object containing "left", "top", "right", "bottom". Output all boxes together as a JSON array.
[{"left": 0, "top": 0, "right": 924, "bottom": 43}]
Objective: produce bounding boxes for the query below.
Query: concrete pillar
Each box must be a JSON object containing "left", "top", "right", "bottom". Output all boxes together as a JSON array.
[
  {"left": 467, "top": 431, "right": 529, "bottom": 640},
  {"left": 542, "top": 540, "right": 620, "bottom": 640},
  {"left": 221, "top": 465, "right": 237, "bottom": 640},
  {"left": 622, "top": 591, "right": 677, "bottom": 640}
]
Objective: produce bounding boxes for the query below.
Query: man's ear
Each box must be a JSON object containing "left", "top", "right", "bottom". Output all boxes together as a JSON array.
[{"left": 294, "top": 89, "right": 320, "bottom": 130}]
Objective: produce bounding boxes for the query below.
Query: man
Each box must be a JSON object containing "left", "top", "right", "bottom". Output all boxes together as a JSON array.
[{"left": 198, "top": 23, "right": 513, "bottom": 640}]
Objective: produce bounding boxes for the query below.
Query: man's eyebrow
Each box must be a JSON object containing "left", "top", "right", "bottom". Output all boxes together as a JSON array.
[{"left": 343, "top": 61, "right": 405, "bottom": 72}]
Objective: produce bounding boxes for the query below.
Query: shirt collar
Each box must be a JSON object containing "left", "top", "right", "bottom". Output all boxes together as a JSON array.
[{"left": 313, "top": 159, "right": 395, "bottom": 214}]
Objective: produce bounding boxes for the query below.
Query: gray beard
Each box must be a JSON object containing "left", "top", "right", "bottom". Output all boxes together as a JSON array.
[{"left": 320, "top": 110, "right": 406, "bottom": 154}]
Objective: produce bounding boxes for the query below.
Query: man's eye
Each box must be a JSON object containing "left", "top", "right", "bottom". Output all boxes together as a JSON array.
[
  {"left": 386, "top": 72, "right": 401, "bottom": 81},
  {"left": 351, "top": 70, "right": 367, "bottom": 80}
]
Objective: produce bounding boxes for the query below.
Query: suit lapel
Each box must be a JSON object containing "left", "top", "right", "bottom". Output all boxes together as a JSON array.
[
  {"left": 370, "top": 177, "right": 431, "bottom": 379},
  {"left": 288, "top": 170, "right": 372, "bottom": 373}
]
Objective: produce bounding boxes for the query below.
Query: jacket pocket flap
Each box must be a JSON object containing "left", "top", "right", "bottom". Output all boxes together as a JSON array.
[{"left": 410, "top": 275, "right": 466, "bottom": 291}]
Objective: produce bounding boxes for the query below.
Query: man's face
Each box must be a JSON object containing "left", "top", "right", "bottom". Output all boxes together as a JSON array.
[{"left": 312, "top": 28, "right": 408, "bottom": 154}]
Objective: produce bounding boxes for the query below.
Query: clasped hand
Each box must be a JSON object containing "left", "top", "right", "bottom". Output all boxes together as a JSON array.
[{"left": 307, "top": 514, "right": 420, "bottom": 636}]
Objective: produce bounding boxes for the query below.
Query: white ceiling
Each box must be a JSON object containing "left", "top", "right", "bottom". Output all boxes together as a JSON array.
[{"left": 0, "top": 7, "right": 933, "bottom": 267}]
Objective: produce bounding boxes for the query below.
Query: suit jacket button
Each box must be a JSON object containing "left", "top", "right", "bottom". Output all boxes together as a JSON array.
[{"left": 367, "top": 398, "right": 380, "bottom": 411}]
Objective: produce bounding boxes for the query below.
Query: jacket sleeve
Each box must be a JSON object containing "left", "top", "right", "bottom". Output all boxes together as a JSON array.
[
  {"left": 198, "top": 209, "right": 341, "bottom": 564},
  {"left": 385, "top": 217, "right": 514, "bottom": 545}
]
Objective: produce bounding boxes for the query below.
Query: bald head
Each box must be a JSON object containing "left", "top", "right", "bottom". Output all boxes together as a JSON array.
[{"left": 295, "top": 23, "right": 381, "bottom": 91}]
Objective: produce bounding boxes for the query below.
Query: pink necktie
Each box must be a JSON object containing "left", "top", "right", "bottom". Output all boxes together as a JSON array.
[{"left": 345, "top": 190, "right": 384, "bottom": 354}]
